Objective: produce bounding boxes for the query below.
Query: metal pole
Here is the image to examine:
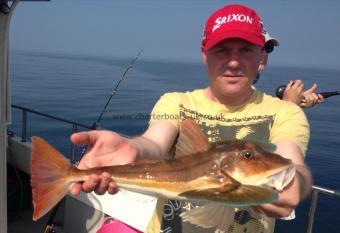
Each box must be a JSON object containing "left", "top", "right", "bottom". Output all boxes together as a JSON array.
[
  {"left": 305, "top": 186, "right": 340, "bottom": 233},
  {"left": 311, "top": 185, "right": 338, "bottom": 196},
  {"left": 305, "top": 189, "right": 319, "bottom": 233},
  {"left": 21, "top": 110, "right": 27, "bottom": 142},
  {"left": 0, "top": 1, "right": 18, "bottom": 232}
]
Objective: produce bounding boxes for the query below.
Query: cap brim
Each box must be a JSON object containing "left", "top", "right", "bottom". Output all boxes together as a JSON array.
[
  {"left": 204, "top": 30, "right": 264, "bottom": 51},
  {"left": 264, "top": 32, "right": 279, "bottom": 46},
  {"left": 267, "top": 38, "right": 279, "bottom": 46}
]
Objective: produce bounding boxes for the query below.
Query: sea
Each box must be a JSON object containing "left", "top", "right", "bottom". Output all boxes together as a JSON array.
[{"left": 8, "top": 50, "right": 340, "bottom": 233}]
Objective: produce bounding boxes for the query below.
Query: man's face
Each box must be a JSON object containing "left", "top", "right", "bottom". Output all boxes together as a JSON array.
[{"left": 203, "top": 38, "right": 264, "bottom": 98}]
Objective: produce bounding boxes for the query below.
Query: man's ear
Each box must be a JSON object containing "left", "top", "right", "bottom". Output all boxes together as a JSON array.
[
  {"left": 201, "top": 51, "right": 207, "bottom": 65},
  {"left": 258, "top": 51, "right": 268, "bottom": 72}
]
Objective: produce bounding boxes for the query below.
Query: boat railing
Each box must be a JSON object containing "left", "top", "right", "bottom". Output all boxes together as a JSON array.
[
  {"left": 306, "top": 185, "right": 340, "bottom": 233},
  {"left": 10, "top": 104, "right": 94, "bottom": 162},
  {"left": 8, "top": 104, "right": 340, "bottom": 233}
]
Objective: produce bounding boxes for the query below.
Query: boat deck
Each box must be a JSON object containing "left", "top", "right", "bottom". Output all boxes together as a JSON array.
[{"left": 8, "top": 206, "right": 61, "bottom": 233}]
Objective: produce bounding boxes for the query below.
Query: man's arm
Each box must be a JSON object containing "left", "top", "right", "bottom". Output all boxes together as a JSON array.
[
  {"left": 282, "top": 80, "right": 324, "bottom": 108},
  {"left": 131, "top": 121, "right": 179, "bottom": 160},
  {"left": 255, "top": 141, "right": 312, "bottom": 218},
  {"left": 69, "top": 121, "right": 178, "bottom": 196}
]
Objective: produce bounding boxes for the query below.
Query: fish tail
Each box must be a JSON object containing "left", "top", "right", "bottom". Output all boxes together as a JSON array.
[{"left": 31, "top": 136, "right": 78, "bottom": 221}]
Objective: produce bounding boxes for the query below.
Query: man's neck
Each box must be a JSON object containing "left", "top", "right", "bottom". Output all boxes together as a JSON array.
[{"left": 204, "top": 86, "right": 255, "bottom": 107}]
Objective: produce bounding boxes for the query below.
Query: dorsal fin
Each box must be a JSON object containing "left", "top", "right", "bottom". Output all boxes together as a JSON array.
[{"left": 175, "top": 117, "right": 211, "bottom": 158}]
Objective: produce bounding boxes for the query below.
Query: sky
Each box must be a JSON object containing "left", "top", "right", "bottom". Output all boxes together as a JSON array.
[{"left": 9, "top": 0, "right": 340, "bottom": 69}]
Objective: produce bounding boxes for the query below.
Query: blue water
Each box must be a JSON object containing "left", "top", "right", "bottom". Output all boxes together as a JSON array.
[{"left": 9, "top": 51, "right": 340, "bottom": 233}]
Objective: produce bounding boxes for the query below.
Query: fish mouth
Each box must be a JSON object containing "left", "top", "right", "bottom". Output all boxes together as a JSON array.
[
  {"left": 236, "top": 165, "right": 296, "bottom": 190},
  {"left": 265, "top": 165, "right": 296, "bottom": 191}
]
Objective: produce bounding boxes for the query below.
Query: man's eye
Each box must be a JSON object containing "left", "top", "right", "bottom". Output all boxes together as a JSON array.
[
  {"left": 241, "top": 47, "right": 253, "bottom": 52},
  {"left": 215, "top": 48, "right": 227, "bottom": 53}
]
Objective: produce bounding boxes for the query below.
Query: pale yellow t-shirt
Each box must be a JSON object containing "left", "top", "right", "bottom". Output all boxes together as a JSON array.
[{"left": 146, "top": 89, "right": 309, "bottom": 233}]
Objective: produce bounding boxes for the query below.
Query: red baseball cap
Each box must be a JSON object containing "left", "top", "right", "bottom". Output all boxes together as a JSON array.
[{"left": 201, "top": 4, "right": 265, "bottom": 52}]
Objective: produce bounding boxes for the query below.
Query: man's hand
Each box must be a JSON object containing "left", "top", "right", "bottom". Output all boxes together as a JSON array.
[
  {"left": 68, "top": 121, "right": 178, "bottom": 197},
  {"left": 254, "top": 169, "right": 306, "bottom": 218},
  {"left": 69, "top": 130, "right": 138, "bottom": 196},
  {"left": 301, "top": 83, "right": 324, "bottom": 108},
  {"left": 282, "top": 80, "right": 304, "bottom": 105},
  {"left": 254, "top": 141, "right": 312, "bottom": 218}
]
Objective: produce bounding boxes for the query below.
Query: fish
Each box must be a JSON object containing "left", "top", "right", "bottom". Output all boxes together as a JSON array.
[{"left": 30, "top": 118, "right": 295, "bottom": 225}]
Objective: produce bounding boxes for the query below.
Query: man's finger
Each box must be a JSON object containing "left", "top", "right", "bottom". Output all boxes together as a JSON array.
[
  {"left": 70, "top": 131, "right": 92, "bottom": 145},
  {"left": 287, "top": 80, "right": 294, "bottom": 87},
  {"left": 81, "top": 174, "right": 100, "bottom": 192},
  {"left": 108, "top": 182, "right": 119, "bottom": 195},
  {"left": 317, "top": 94, "right": 324, "bottom": 102},
  {"left": 95, "top": 172, "right": 112, "bottom": 195},
  {"left": 71, "top": 130, "right": 101, "bottom": 146},
  {"left": 304, "top": 83, "right": 318, "bottom": 95},
  {"left": 69, "top": 183, "right": 82, "bottom": 196},
  {"left": 256, "top": 203, "right": 295, "bottom": 218},
  {"left": 292, "top": 80, "right": 303, "bottom": 91}
]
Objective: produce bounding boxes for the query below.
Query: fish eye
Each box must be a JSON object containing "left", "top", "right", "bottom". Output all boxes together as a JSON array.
[{"left": 242, "top": 151, "right": 254, "bottom": 159}]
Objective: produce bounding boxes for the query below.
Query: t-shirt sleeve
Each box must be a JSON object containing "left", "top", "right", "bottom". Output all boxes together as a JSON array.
[
  {"left": 270, "top": 102, "right": 310, "bottom": 156},
  {"left": 149, "top": 92, "right": 181, "bottom": 129}
]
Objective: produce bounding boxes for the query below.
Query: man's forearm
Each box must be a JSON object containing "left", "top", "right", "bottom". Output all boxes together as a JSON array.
[
  {"left": 128, "top": 121, "right": 179, "bottom": 161},
  {"left": 128, "top": 136, "right": 166, "bottom": 160},
  {"left": 296, "top": 164, "right": 313, "bottom": 199}
]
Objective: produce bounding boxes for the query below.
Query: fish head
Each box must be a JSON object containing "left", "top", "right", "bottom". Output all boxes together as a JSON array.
[{"left": 215, "top": 141, "right": 296, "bottom": 190}]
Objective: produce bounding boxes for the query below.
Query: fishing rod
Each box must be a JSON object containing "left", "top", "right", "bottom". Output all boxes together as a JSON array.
[
  {"left": 43, "top": 49, "right": 143, "bottom": 233},
  {"left": 276, "top": 85, "right": 340, "bottom": 100},
  {"left": 91, "top": 49, "right": 143, "bottom": 129},
  {"left": 79, "top": 49, "right": 143, "bottom": 158}
]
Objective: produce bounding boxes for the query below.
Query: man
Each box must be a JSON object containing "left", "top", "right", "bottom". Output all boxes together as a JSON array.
[
  {"left": 70, "top": 4, "right": 312, "bottom": 233},
  {"left": 259, "top": 31, "right": 324, "bottom": 108}
]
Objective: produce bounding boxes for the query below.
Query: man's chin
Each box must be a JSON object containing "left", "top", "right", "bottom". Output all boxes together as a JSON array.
[{"left": 220, "top": 86, "right": 245, "bottom": 95}]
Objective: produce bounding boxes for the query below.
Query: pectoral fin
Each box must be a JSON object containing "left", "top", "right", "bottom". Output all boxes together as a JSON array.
[
  {"left": 180, "top": 204, "right": 235, "bottom": 231},
  {"left": 178, "top": 185, "right": 278, "bottom": 206}
]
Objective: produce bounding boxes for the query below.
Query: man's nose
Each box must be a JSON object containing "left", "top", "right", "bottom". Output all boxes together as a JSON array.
[{"left": 226, "top": 51, "right": 241, "bottom": 68}]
